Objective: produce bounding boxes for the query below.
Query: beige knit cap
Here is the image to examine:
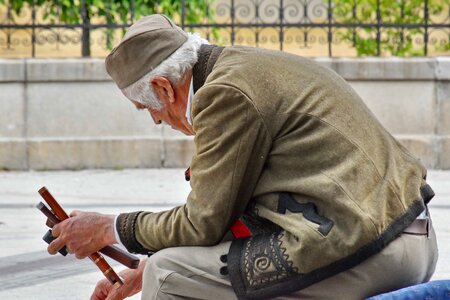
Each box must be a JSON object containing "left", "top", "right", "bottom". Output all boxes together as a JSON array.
[{"left": 105, "top": 14, "right": 188, "bottom": 89}]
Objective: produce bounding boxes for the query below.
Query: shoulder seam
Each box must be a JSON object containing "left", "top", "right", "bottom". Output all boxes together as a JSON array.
[{"left": 200, "top": 82, "right": 272, "bottom": 139}]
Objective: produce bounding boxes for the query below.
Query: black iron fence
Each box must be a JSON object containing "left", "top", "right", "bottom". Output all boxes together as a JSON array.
[{"left": 0, "top": 0, "right": 449, "bottom": 57}]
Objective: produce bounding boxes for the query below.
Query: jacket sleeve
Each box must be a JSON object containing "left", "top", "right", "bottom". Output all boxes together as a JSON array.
[{"left": 117, "top": 83, "right": 270, "bottom": 253}]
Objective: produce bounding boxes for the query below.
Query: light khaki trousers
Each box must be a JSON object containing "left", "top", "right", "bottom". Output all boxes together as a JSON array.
[{"left": 141, "top": 227, "right": 438, "bottom": 300}]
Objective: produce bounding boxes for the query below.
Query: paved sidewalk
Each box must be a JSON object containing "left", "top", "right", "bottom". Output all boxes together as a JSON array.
[{"left": 0, "top": 169, "right": 449, "bottom": 299}]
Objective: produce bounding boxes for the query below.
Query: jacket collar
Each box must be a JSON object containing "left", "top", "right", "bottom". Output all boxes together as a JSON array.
[{"left": 192, "top": 44, "right": 224, "bottom": 93}]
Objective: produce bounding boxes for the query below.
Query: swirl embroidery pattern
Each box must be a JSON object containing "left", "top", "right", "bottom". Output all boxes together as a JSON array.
[{"left": 242, "top": 231, "right": 298, "bottom": 289}]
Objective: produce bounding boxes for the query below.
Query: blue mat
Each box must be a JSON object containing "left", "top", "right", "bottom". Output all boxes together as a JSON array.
[{"left": 367, "top": 280, "right": 450, "bottom": 300}]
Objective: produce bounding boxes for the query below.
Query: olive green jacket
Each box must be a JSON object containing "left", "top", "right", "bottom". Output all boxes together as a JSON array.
[{"left": 117, "top": 45, "right": 433, "bottom": 299}]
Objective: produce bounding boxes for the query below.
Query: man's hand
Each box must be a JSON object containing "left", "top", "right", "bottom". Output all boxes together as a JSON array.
[
  {"left": 47, "top": 210, "right": 116, "bottom": 259},
  {"left": 91, "top": 258, "right": 146, "bottom": 300}
]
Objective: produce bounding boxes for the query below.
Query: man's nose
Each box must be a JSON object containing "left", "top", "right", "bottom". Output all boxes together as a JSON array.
[{"left": 148, "top": 110, "right": 161, "bottom": 124}]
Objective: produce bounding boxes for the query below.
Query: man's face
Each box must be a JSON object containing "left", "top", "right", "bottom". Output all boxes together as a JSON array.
[
  {"left": 132, "top": 100, "right": 191, "bottom": 135},
  {"left": 130, "top": 75, "right": 194, "bottom": 135}
]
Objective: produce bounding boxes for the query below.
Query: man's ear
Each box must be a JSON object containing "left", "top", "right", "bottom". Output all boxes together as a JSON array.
[{"left": 151, "top": 76, "right": 175, "bottom": 103}]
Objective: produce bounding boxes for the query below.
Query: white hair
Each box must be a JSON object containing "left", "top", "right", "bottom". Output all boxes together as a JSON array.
[{"left": 121, "top": 32, "right": 203, "bottom": 110}]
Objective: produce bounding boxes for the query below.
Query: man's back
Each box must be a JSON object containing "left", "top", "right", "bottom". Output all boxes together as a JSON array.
[{"left": 191, "top": 45, "right": 430, "bottom": 297}]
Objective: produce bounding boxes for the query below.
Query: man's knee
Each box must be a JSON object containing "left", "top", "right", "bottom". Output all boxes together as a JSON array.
[
  {"left": 143, "top": 249, "right": 178, "bottom": 286},
  {"left": 142, "top": 249, "right": 180, "bottom": 299},
  {"left": 146, "top": 250, "right": 168, "bottom": 269}
]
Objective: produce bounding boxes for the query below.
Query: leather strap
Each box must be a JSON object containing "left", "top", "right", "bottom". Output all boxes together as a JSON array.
[{"left": 403, "top": 219, "right": 428, "bottom": 235}]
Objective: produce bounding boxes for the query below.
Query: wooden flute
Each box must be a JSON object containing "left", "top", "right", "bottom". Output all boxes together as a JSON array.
[
  {"left": 38, "top": 186, "right": 133, "bottom": 285},
  {"left": 37, "top": 201, "right": 140, "bottom": 269}
]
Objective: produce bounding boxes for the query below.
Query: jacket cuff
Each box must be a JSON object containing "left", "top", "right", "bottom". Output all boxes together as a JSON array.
[{"left": 116, "top": 211, "right": 148, "bottom": 254}]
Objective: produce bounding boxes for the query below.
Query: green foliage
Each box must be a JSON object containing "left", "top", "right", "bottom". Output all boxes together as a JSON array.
[
  {"left": 333, "top": 0, "right": 450, "bottom": 56},
  {"left": 5, "top": 0, "right": 214, "bottom": 53},
  {"left": 7, "top": 0, "right": 213, "bottom": 24},
  {"left": 3, "top": 0, "right": 448, "bottom": 56}
]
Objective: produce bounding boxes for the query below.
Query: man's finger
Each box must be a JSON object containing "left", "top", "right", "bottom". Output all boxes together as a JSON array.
[
  {"left": 69, "top": 210, "right": 81, "bottom": 217},
  {"left": 47, "top": 237, "right": 65, "bottom": 255},
  {"left": 51, "top": 223, "right": 61, "bottom": 237},
  {"left": 105, "top": 282, "right": 124, "bottom": 300},
  {"left": 75, "top": 252, "right": 88, "bottom": 259},
  {"left": 66, "top": 245, "right": 74, "bottom": 254},
  {"left": 90, "top": 279, "right": 111, "bottom": 300},
  {"left": 90, "top": 290, "right": 103, "bottom": 300}
]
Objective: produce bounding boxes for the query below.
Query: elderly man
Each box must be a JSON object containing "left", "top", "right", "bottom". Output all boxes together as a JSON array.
[{"left": 48, "top": 14, "right": 438, "bottom": 300}]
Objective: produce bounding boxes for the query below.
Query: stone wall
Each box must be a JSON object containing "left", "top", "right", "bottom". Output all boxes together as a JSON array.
[{"left": 0, "top": 57, "right": 449, "bottom": 170}]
